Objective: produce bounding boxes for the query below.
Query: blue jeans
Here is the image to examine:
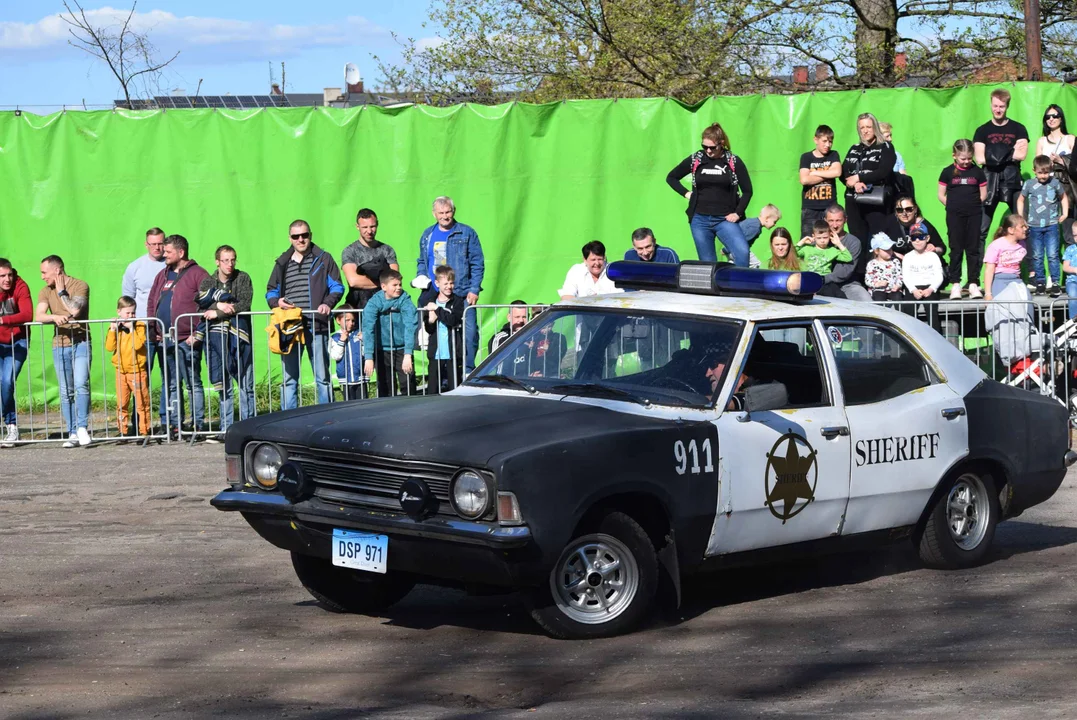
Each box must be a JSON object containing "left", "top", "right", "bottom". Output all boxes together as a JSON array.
[
  {"left": 0, "top": 337, "right": 28, "bottom": 426},
  {"left": 206, "top": 334, "right": 255, "bottom": 432},
  {"left": 142, "top": 338, "right": 166, "bottom": 430},
  {"left": 1028, "top": 225, "right": 1061, "bottom": 285},
  {"left": 165, "top": 340, "right": 205, "bottom": 429},
  {"left": 281, "top": 324, "right": 330, "bottom": 409},
  {"left": 689, "top": 213, "right": 750, "bottom": 266},
  {"left": 1067, "top": 275, "right": 1077, "bottom": 319},
  {"left": 53, "top": 341, "right": 91, "bottom": 435},
  {"left": 463, "top": 301, "right": 479, "bottom": 375}
]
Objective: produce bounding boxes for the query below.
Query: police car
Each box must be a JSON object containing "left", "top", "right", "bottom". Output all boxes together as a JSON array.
[{"left": 212, "top": 261, "right": 1074, "bottom": 639}]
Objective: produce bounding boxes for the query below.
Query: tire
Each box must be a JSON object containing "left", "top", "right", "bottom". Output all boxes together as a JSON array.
[
  {"left": 526, "top": 511, "right": 658, "bottom": 639},
  {"left": 918, "top": 471, "right": 999, "bottom": 569},
  {"left": 290, "top": 551, "right": 415, "bottom": 614}
]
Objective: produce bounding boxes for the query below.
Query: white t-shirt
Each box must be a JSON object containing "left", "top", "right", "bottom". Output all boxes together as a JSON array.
[{"left": 557, "top": 262, "right": 622, "bottom": 299}]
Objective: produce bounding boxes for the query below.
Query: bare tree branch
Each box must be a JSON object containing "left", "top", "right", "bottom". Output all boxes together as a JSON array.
[{"left": 60, "top": 0, "right": 179, "bottom": 109}]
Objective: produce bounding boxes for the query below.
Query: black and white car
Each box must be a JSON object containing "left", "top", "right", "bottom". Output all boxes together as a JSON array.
[{"left": 212, "top": 261, "right": 1073, "bottom": 639}]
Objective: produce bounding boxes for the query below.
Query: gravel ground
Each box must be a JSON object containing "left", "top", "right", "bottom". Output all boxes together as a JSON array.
[{"left": 3, "top": 443, "right": 1077, "bottom": 719}]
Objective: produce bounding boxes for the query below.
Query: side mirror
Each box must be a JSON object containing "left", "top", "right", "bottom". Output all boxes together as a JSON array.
[{"left": 743, "top": 382, "right": 789, "bottom": 414}]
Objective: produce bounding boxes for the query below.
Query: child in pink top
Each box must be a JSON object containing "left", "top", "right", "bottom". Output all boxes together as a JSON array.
[{"left": 983, "top": 214, "right": 1030, "bottom": 301}]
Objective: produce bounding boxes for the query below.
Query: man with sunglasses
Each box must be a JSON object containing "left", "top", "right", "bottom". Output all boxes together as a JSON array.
[
  {"left": 266, "top": 219, "right": 345, "bottom": 410},
  {"left": 974, "top": 89, "right": 1029, "bottom": 245}
]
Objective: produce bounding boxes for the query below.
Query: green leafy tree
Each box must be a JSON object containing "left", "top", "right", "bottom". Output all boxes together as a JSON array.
[{"left": 381, "top": 0, "right": 1077, "bottom": 101}]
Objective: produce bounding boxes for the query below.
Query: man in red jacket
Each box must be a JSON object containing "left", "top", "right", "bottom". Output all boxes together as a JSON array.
[
  {"left": 147, "top": 235, "right": 210, "bottom": 437},
  {"left": 0, "top": 259, "right": 33, "bottom": 447}
]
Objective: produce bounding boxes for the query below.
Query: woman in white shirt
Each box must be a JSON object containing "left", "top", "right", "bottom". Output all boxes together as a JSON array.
[
  {"left": 1035, "top": 105, "right": 1074, "bottom": 164},
  {"left": 1036, "top": 105, "right": 1076, "bottom": 221}
]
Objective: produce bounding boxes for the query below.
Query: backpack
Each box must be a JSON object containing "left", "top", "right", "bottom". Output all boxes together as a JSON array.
[
  {"left": 266, "top": 307, "right": 306, "bottom": 355},
  {"left": 690, "top": 150, "right": 740, "bottom": 196}
]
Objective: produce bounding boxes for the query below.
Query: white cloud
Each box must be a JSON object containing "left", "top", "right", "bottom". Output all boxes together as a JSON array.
[
  {"left": 415, "top": 36, "right": 445, "bottom": 52},
  {"left": 0, "top": 8, "right": 391, "bottom": 60}
]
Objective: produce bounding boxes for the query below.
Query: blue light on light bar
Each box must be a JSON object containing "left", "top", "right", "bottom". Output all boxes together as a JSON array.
[
  {"left": 713, "top": 266, "right": 824, "bottom": 296},
  {"left": 606, "top": 260, "right": 823, "bottom": 300},
  {"left": 606, "top": 260, "right": 679, "bottom": 289}
]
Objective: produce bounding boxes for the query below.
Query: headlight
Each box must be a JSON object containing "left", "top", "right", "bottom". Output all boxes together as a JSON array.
[
  {"left": 450, "top": 469, "right": 492, "bottom": 519},
  {"left": 249, "top": 443, "right": 284, "bottom": 489}
]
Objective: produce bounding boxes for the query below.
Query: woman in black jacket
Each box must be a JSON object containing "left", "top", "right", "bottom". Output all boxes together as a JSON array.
[
  {"left": 666, "top": 122, "right": 754, "bottom": 266},
  {"left": 841, "top": 113, "right": 897, "bottom": 242}
]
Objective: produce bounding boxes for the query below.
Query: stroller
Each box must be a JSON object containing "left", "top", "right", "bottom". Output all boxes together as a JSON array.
[{"left": 988, "top": 281, "right": 1077, "bottom": 425}]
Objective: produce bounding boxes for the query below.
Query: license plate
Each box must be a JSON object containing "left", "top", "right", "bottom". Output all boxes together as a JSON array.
[{"left": 331, "top": 529, "right": 388, "bottom": 574}]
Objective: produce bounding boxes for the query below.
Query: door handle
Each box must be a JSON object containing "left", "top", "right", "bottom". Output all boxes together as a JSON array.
[
  {"left": 941, "top": 407, "right": 966, "bottom": 420},
  {"left": 820, "top": 426, "right": 849, "bottom": 438}
]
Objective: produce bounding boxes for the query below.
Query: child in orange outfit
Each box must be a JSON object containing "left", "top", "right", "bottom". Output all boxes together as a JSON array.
[{"left": 105, "top": 295, "right": 150, "bottom": 437}]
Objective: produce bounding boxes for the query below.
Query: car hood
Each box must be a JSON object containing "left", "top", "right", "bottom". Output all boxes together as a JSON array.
[{"left": 229, "top": 393, "right": 682, "bottom": 467}]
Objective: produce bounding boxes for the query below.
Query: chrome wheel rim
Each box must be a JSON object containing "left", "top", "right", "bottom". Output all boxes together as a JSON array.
[
  {"left": 946, "top": 475, "right": 990, "bottom": 551},
  {"left": 551, "top": 534, "right": 639, "bottom": 625}
]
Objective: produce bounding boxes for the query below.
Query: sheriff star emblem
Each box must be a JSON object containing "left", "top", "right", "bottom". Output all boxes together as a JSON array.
[{"left": 764, "top": 431, "right": 818, "bottom": 523}]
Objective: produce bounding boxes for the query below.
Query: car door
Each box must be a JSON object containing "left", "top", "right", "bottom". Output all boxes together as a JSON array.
[
  {"left": 818, "top": 320, "right": 968, "bottom": 535},
  {"left": 707, "top": 322, "right": 852, "bottom": 555}
]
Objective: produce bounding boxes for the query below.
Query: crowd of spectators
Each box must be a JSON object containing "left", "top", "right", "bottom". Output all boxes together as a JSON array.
[{"left": 1, "top": 88, "right": 1075, "bottom": 447}]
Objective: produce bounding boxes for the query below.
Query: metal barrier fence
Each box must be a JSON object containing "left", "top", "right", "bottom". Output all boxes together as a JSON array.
[
  {"left": 4, "top": 296, "right": 1076, "bottom": 447},
  {"left": 0, "top": 318, "right": 171, "bottom": 446},
  {"left": 169, "top": 304, "right": 478, "bottom": 442}
]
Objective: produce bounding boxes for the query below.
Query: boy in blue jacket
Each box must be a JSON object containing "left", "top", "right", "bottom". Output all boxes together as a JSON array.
[
  {"left": 362, "top": 269, "right": 418, "bottom": 397},
  {"left": 329, "top": 305, "right": 366, "bottom": 400}
]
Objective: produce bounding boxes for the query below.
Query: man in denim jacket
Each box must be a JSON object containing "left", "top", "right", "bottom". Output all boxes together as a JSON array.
[{"left": 415, "top": 196, "right": 485, "bottom": 373}]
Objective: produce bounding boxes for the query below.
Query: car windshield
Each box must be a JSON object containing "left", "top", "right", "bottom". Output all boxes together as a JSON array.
[{"left": 468, "top": 309, "right": 742, "bottom": 408}]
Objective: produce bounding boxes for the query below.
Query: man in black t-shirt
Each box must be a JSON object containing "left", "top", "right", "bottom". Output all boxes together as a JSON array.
[
  {"left": 799, "top": 125, "right": 842, "bottom": 237},
  {"left": 973, "top": 89, "right": 1029, "bottom": 244}
]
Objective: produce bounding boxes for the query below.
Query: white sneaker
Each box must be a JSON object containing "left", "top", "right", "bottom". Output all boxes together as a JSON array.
[
  {"left": 949, "top": 285, "right": 962, "bottom": 300},
  {"left": 0, "top": 424, "right": 17, "bottom": 448},
  {"left": 62, "top": 433, "right": 78, "bottom": 448},
  {"left": 968, "top": 284, "right": 983, "bottom": 299},
  {"left": 76, "top": 427, "right": 92, "bottom": 446}
]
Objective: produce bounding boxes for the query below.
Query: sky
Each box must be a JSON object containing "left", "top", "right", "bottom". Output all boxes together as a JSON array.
[{"left": 0, "top": 1, "right": 442, "bottom": 109}]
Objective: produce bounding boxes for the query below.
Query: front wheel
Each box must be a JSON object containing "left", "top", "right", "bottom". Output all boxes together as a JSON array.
[
  {"left": 291, "top": 552, "right": 415, "bottom": 614},
  {"left": 526, "top": 511, "right": 658, "bottom": 639},
  {"left": 918, "top": 472, "right": 999, "bottom": 569}
]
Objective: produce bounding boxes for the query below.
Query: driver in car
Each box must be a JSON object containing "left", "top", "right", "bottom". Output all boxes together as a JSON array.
[{"left": 705, "top": 359, "right": 753, "bottom": 409}]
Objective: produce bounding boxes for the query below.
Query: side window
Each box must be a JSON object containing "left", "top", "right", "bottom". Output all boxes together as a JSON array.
[
  {"left": 825, "top": 324, "right": 932, "bottom": 405},
  {"left": 739, "top": 325, "right": 828, "bottom": 408}
]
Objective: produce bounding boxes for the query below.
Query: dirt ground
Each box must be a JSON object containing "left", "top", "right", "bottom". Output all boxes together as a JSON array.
[{"left": 3, "top": 443, "right": 1077, "bottom": 719}]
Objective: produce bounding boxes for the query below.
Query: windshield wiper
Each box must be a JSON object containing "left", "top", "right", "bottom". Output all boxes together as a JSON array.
[
  {"left": 550, "top": 382, "right": 652, "bottom": 408},
  {"left": 468, "top": 374, "right": 538, "bottom": 395}
]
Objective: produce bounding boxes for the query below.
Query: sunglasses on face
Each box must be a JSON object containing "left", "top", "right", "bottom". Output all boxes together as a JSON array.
[
  {"left": 896, "top": 206, "right": 916, "bottom": 213},
  {"left": 1046, "top": 113, "right": 1061, "bottom": 119},
  {"left": 290, "top": 231, "right": 312, "bottom": 240},
  {"left": 701, "top": 144, "right": 719, "bottom": 152}
]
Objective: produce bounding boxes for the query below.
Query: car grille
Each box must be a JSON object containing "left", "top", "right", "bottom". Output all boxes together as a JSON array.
[{"left": 280, "top": 444, "right": 457, "bottom": 515}]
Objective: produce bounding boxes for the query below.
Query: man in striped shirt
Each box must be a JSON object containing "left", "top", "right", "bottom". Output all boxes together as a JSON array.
[{"left": 266, "top": 219, "right": 345, "bottom": 409}]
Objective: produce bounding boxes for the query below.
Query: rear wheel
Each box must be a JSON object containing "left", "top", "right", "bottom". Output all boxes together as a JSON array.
[
  {"left": 918, "top": 472, "right": 999, "bottom": 569},
  {"left": 291, "top": 552, "right": 415, "bottom": 614},
  {"left": 527, "top": 511, "right": 658, "bottom": 639}
]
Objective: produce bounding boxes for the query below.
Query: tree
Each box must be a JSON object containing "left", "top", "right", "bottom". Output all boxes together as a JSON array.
[
  {"left": 378, "top": 0, "right": 818, "bottom": 104},
  {"left": 60, "top": 0, "right": 180, "bottom": 109},
  {"left": 383, "top": 0, "right": 1077, "bottom": 101}
]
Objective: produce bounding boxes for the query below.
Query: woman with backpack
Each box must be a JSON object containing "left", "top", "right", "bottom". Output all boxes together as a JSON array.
[
  {"left": 841, "top": 113, "right": 897, "bottom": 243},
  {"left": 666, "top": 122, "right": 754, "bottom": 266}
]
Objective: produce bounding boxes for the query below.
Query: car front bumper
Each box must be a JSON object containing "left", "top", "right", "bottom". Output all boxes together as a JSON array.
[{"left": 212, "top": 490, "right": 543, "bottom": 587}]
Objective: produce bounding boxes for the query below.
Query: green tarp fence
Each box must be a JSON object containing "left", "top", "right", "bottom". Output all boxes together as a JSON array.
[{"left": 0, "top": 81, "right": 1071, "bottom": 405}]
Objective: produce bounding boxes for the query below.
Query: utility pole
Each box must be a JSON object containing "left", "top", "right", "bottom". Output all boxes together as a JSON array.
[{"left": 1025, "top": 0, "right": 1043, "bottom": 80}]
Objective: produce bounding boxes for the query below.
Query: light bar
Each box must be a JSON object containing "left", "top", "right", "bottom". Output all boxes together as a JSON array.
[{"left": 606, "top": 261, "right": 823, "bottom": 301}]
